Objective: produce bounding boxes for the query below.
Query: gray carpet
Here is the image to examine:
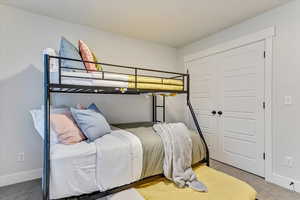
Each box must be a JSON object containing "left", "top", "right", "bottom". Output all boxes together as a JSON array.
[{"left": 0, "top": 160, "right": 299, "bottom": 200}]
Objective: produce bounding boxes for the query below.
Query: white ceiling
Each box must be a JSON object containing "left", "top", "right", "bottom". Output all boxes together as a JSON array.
[{"left": 0, "top": 0, "right": 290, "bottom": 47}]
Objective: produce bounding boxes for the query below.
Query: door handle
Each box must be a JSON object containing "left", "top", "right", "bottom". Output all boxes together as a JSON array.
[
  {"left": 217, "top": 111, "right": 223, "bottom": 116},
  {"left": 211, "top": 110, "right": 217, "bottom": 115}
]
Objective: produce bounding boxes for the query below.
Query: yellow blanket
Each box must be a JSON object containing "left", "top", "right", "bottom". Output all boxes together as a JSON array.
[
  {"left": 128, "top": 82, "right": 183, "bottom": 91},
  {"left": 136, "top": 165, "right": 256, "bottom": 200},
  {"left": 128, "top": 75, "right": 183, "bottom": 86}
]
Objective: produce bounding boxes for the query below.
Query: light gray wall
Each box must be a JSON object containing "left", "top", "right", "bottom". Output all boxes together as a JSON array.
[
  {"left": 180, "top": 0, "right": 300, "bottom": 185},
  {"left": 0, "top": 4, "right": 183, "bottom": 179}
]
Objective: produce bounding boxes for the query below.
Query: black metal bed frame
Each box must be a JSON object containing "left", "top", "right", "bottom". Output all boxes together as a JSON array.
[{"left": 43, "top": 55, "right": 210, "bottom": 200}]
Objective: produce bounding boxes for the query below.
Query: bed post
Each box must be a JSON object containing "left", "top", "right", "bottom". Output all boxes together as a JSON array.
[
  {"left": 162, "top": 95, "right": 166, "bottom": 122},
  {"left": 152, "top": 95, "right": 156, "bottom": 123},
  {"left": 43, "top": 54, "right": 51, "bottom": 200},
  {"left": 186, "top": 70, "right": 210, "bottom": 166}
]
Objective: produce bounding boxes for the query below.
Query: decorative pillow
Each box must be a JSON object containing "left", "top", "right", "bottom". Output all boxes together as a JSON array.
[
  {"left": 87, "top": 103, "right": 103, "bottom": 115},
  {"left": 78, "top": 40, "right": 97, "bottom": 72},
  {"left": 92, "top": 52, "right": 103, "bottom": 71},
  {"left": 71, "top": 108, "right": 111, "bottom": 142},
  {"left": 59, "top": 37, "right": 85, "bottom": 71},
  {"left": 50, "top": 113, "right": 86, "bottom": 145},
  {"left": 30, "top": 107, "right": 70, "bottom": 145},
  {"left": 76, "top": 104, "right": 86, "bottom": 109}
]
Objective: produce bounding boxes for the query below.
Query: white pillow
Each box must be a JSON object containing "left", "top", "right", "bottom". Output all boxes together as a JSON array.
[
  {"left": 43, "top": 48, "right": 59, "bottom": 72},
  {"left": 30, "top": 107, "right": 70, "bottom": 145},
  {"left": 43, "top": 48, "right": 59, "bottom": 83}
]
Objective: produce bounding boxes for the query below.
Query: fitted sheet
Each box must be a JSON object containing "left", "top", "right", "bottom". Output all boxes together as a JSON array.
[
  {"left": 125, "top": 126, "right": 206, "bottom": 178},
  {"left": 50, "top": 71, "right": 184, "bottom": 91}
]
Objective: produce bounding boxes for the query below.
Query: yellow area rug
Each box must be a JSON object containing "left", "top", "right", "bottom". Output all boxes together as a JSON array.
[{"left": 136, "top": 165, "right": 256, "bottom": 200}]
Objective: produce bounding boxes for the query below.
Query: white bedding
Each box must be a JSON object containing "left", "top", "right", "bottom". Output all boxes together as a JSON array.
[
  {"left": 62, "top": 71, "right": 129, "bottom": 81},
  {"left": 95, "top": 129, "right": 143, "bottom": 192},
  {"left": 50, "top": 141, "right": 98, "bottom": 199},
  {"left": 50, "top": 129, "right": 143, "bottom": 200},
  {"left": 51, "top": 71, "right": 130, "bottom": 88}
]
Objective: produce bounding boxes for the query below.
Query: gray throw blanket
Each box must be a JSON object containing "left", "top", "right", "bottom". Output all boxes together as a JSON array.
[{"left": 153, "top": 123, "right": 208, "bottom": 192}]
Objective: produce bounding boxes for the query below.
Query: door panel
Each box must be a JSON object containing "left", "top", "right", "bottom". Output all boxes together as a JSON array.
[
  {"left": 186, "top": 56, "right": 219, "bottom": 159},
  {"left": 223, "top": 117, "right": 256, "bottom": 137},
  {"left": 185, "top": 41, "right": 265, "bottom": 177},
  {"left": 223, "top": 96, "right": 256, "bottom": 113},
  {"left": 218, "top": 41, "right": 265, "bottom": 177},
  {"left": 223, "top": 137, "right": 257, "bottom": 159}
]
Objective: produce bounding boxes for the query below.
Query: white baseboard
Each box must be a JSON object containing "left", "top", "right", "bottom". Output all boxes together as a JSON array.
[
  {"left": 269, "top": 173, "right": 300, "bottom": 193},
  {"left": 1, "top": 167, "right": 299, "bottom": 195},
  {"left": 0, "top": 168, "right": 42, "bottom": 187}
]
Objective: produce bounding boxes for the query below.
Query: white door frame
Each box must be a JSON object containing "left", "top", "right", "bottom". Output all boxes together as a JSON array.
[{"left": 184, "top": 27, "right": 275, "bottom": 181}]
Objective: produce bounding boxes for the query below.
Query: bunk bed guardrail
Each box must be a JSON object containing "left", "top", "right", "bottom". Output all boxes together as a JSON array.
[
  {"left": 43, "top": 55, "right": 210, "bottom": 200},
  {"left": 49, "top": 55, "right": 187, "bottom": 94}
]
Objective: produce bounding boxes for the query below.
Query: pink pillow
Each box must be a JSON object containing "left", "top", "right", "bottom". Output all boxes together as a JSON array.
[
  {"left": 76, "top": 104, "right": 86, "bottom": 109},
  {"left": 78, "top": 40, "right": 97, "bottom": 72},
  {"left": 50, "top": 113, "right": 86, "bottom": 144}
]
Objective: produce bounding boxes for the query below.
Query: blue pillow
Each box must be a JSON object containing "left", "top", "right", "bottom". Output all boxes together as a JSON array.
[
  {"left": 88, "top": 103, "right": 103, "bottom": 115},
  {"left": 71, "top": 108, "right": 111, "bottom": 142},
  {"left": 59, "top": 37, "right": 85, "bottom": 71}
]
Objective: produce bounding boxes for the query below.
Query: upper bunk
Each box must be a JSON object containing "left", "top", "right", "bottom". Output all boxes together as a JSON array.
[{"left": 45, "top": 55, "right": 189, "bottom": 95}]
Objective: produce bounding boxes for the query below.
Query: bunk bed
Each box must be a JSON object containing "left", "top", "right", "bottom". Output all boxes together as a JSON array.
[
  {"left": 42, "top": 54, "right": 209, "bottom": 200},
  {"left": 42, "top": 55, "right": 256, "bottom": 200}
]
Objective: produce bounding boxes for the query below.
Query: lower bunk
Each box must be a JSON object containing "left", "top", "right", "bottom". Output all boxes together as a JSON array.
[
  {"left": 50, "top": 122, "right": 205, "bottom": 199},
  {"left": 49, "top": 122, "right": 256, "bottom": 200}
]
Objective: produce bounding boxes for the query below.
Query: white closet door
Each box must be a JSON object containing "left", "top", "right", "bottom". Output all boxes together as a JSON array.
[
  {"left": 187, "top": 56, "right": 219, "bottom": 159},
  {"left": 218, "top": 41, "right": 265, "bottom": 177}
]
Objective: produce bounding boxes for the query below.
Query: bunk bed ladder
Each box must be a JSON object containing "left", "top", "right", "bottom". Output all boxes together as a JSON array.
[{"left": 152, "top": 95, "right": 166, "bottom": 123}]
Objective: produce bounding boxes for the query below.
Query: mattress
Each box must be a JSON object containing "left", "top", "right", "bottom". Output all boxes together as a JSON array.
[
  {"left": 49, "top": 125, "right": 206, "bottom": 199},
  {"left": 50, "top": 71, "right": 184, "bottom": 91}
]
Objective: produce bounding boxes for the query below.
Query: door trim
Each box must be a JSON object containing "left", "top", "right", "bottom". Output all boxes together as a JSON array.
[
  {"left": 184, "top": 26, "right": 274, "bottom": 182},
  {"left": 184, "top": 26, "right": 275, "bottom": 62}
]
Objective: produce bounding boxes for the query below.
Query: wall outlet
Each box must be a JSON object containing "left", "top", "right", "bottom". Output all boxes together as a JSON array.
[
  {"left": 17, "top": 152, "right": 25, "bottom": 162},
  {"left": 284, "top": 156, "right": 293, "bottom": 168}
]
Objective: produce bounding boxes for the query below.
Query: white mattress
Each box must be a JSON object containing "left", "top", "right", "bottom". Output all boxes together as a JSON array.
[
  {"left": 50, "top": 71, "right": 130, "bottom": 88},
  {"left": 50, "top": 141, "right": 98, "bottom": 199}
]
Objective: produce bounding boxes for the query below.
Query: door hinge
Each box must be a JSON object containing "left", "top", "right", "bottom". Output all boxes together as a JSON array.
[
  {"left": 263, "top": 152, "right": 266, "bottom": 160},
  {"left": 263, "top": 102, "right": 266, "bottom": 109},
  {"left": 263, "top": 51, "right": 266, "bottom": 58}
]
